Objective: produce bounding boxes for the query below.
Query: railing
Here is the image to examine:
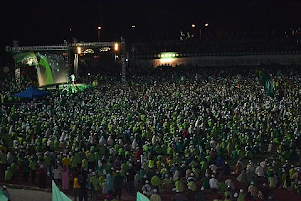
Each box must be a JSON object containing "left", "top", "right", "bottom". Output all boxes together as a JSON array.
[{"left": 5, "top": 45, "right": 68, "bottom": 52}]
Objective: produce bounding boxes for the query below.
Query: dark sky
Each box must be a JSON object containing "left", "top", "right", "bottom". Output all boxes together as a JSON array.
[{"left": 0, "top": 0, "right": 300, "bottom": 55}]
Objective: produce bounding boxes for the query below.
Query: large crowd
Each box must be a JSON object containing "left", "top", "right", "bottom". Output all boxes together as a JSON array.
[{"left": 0, "top": 65, "right": 301, "bottom": 201}]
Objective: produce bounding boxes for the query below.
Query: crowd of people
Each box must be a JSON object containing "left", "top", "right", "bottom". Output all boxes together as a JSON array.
[{"left": 0, "top": 65, "right": 301, "bottom": 201}]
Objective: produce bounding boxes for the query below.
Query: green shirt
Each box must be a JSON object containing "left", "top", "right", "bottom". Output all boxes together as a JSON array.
[
  {"left": 151, "top": 175, "right": 161, "bottom": 187},
  {"left": 175, "top": 180, "right": 184, "bottom": 192},
  {"left": 90, "top": 176, "right": 99, "bottom": 191},
  {"left": 45, "top": 156, "right": 52, "bottom": 166},
  {"left": 29, "top": 160, "right": 37, "bottom": 170},
  {"left": 5, "top": 169, "right": 12, "bottom": 181},
  {"left": 0, "top": 153, "right": 7, "bottom": 164}
]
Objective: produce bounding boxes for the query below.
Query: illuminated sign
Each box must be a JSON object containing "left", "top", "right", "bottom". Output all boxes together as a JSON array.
[
  {"left": 83, "top": 49, "right": 94, "bottom": 54},
  {"left": 160, "top": 52, "right": 178, "bottom": 59}
]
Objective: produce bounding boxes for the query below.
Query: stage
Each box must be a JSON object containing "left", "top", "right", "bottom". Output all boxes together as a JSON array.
[{"left": 39, "top": 83, "right": 89, "bottom": 93}]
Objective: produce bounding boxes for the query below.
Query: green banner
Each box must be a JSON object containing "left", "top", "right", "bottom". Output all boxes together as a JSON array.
[
  {"left": 52, "top": 180, "right": 72, "bottom": 201},
  {"left": 39, "top": 54, "right": 54, "bottom": 85},
  {"left": 260, "top": 70, "right": 275, "bottom": 98},
  {"left": 137, "top": 192, "right": 150, "bottom": 201}
]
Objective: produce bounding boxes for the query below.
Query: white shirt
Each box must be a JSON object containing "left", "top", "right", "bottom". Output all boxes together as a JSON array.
[
  {"left": 255, "top": 166, "right": 265, "bottom": 177},
  {"left": 209, "top": 178, "right": 218, "bottom": 189},
  {"left": 247, "top": 164, "right": 255, "bottom": 172},
  {"left": 210, "top": 164, "right": 218, "bottom": 172},
  {"left": 53, "top": 169, "right": 61, "bottom": 179},
  {"left": 71, "top": 75, "right": 75, "bottom": 82}
]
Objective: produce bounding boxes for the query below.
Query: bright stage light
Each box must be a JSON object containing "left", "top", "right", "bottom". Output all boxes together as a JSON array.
[
  {"left": 114, "top": 43, "right": 119, "bottom": 51},
  {"left": 77, "top": 47, "right": 82, "bottom": 54}
]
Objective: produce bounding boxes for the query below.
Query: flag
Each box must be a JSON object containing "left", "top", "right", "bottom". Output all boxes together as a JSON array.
[
  {"left": 136, "top": 191, "right": 150, "bottom": 201},
  {"left": 0, "top": 190, "right": 8, "bottom": 201},
  {"left": 52, "top": 180, "right": 72, "bottom": 201},
  {"left": 260, "top": 70, "right": 275, "bottom": 97}
]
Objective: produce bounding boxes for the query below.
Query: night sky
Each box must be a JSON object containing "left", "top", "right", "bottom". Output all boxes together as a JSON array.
[{"left": 1, "top": 0, "right": 300, "bottom": 64}]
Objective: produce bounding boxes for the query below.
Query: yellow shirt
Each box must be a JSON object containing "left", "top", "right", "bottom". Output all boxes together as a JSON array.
[
  {"left": 62, "top": 157, "right": 70, "bottom": 168},
  {"left": 73, "top": 178, "right": 81, "bottom": 189}
]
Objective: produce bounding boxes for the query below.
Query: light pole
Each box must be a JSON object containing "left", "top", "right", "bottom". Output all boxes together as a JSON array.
[
  {"left": 131, "top": 25, "right": 136, "bottom": 41},
  {"left": 97, "top": 26, "right": 101, "bottom": 42},
  {"left": 191, "top": 24, "right": 198, "bottom": 40},
  {"left": 191, "top": 23, "right": 209, "bottom": 41}
]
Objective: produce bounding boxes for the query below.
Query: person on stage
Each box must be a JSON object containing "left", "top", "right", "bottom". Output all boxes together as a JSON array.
[{"left": 71, "top": 74, "right": 76, "bottom": 86}]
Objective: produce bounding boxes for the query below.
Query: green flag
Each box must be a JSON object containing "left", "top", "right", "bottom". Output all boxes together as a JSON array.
[
  {"left": 137, "top": 192, "right": 150, "bottom": 201},
  {"left": 52, "top": 180, "right": 72, "bottom": 201},
  {"left": 0, "top": 190, "right": 8, "bottom": 201},
  {"left": 260, "top": 70, "right": 275, "bottom": 97}
]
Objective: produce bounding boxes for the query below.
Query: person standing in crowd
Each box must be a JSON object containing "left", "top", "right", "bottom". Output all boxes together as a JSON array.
[
  {"left": 38, "top": 161, "right": 47, "bottom": 188},
  {"left": 73, "top": 174, "right": 81, "bottom": 201},
  {"left": 61, "top": 165, "right": 69, "bottom": 193},
  {"left": 126, "top": 163, "right": 136, "bottom": 195},
  {"left": 29, "top": 156, "right": 37, "bottom": 184},
  {"left": 114, "top": 170, "right": 124, "bottom": 199},
  {"left": 90, "top": 172, "right": 99, "bottom": 201},
  {"left": 79, "top": 174, "right": 88, "bottom": 201},
  {"left": 22, "top": 156, "right": 30, "bottom": 183},
  {"left": 53, "top": 165, "right": 62, "bottom": 188}
]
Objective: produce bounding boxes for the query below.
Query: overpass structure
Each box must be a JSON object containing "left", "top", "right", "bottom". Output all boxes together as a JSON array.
[{"left": 5, "top": 41, "right": 118, "bottom": 52}]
